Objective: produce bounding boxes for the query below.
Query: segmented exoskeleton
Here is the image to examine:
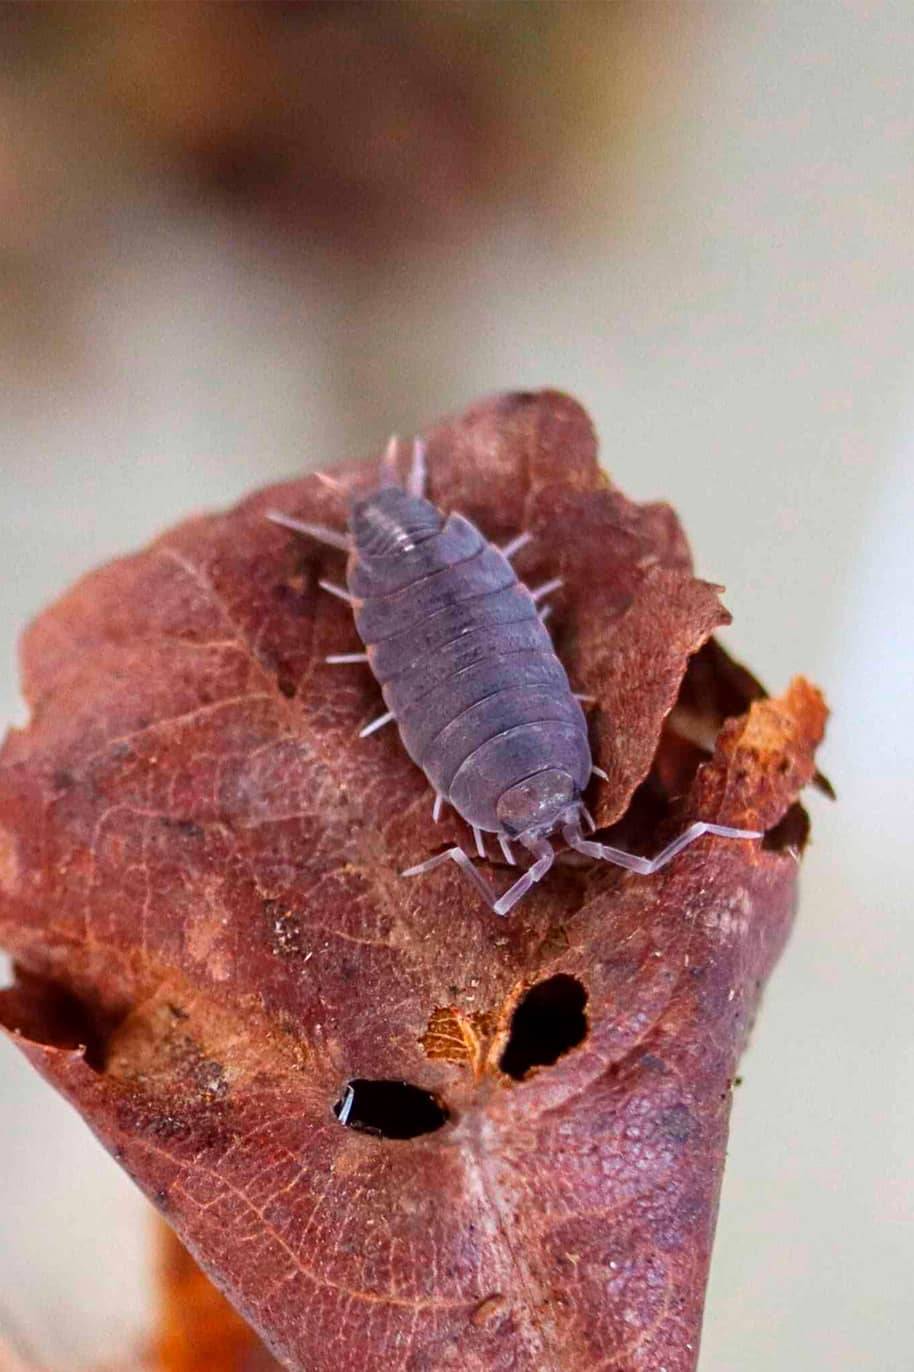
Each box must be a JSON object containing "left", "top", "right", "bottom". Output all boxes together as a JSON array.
[{"left": 268, "top": 438, "right": 760, "bottom": 916}]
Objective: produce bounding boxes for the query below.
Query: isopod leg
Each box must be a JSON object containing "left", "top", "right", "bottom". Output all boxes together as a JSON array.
[
  {"left": 266, "top": 511, "right": 350, "bottom": 551},
  {"left": 401, "top": 839, "right": 555, "bottom": 918},
  {"left": 326, "top": 652, "right": 369, "bottom": 665},
  {"left": 471, "top": 825, "right": 486, "bottom": 858},
  {"left": 359, "top": 710, "right": 395, "bottom": 738},
  {"left": 494, "top": 837, "right": 555, "bottom": 917},
  {"left": 563, "top": 819, "right": 763, "bottom": 876},
  {"left": 498, "top": 835, "right": 517, "bottom": 865},
  {"left": 318, "top": 579, "right": 354, "bottom": 604},
  {"left": 315, "top": 472, "right": 347, "bottom": 496},
  {"left": 432, "top": 793, "right": 444, "bottom": 823},
  {"left": 407, "top": 437, "right": 428, "bottom": 498},
  {"left": 531, "top": 578, "right": 563, "bottom": 603},
  {"left": 501, "top": 531, "right": 533, "bottom": 560},
  {"left": 402, "top": 847, "right": 503, "bottom": 912}
]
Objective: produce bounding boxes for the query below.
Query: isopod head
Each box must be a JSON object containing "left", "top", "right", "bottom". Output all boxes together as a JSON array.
[{"left": 495, "top": 769, "right": 580, "bottom": 838}]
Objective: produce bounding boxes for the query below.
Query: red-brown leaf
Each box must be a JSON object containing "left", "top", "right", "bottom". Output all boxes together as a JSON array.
[{"left": 0, "top": 390, "right": 826, "bottom": 1370}]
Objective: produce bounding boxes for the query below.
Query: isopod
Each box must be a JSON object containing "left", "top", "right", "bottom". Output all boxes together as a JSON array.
[{"left": 268, "top": 437, "right": 761, "bottom": 917}]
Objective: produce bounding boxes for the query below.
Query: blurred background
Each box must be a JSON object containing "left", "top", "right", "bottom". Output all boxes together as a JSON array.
[{"left": 0, "top": 2, "right": 911, "bottom": 1368}]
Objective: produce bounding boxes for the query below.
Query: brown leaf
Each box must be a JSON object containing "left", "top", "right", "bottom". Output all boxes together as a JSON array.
[{"left": 0, "top": 390, "right": 826, "bottom": 1371}]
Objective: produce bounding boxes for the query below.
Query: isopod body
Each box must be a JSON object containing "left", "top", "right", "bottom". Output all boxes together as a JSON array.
[{"left": 349, "top": 484, "right": 590, "bottom": 836}]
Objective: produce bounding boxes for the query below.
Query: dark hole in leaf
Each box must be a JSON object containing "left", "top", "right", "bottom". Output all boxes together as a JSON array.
[
  {"left": 333, "top": 1079, "right": 449, "bottom": 1140},
  {"left": 499, "top": 973, "right": 588, "bottom": 1080}
]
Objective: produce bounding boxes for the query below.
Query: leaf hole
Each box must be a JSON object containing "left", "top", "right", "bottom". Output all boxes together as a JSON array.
[
  {"left": 499, "top": 973, "right": 588, "bottom": 1080},
  {"left": 333, "top": 1079, "right": 449, "bottom": 1140}
]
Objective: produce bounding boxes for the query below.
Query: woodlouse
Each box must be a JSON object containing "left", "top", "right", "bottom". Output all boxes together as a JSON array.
[{"left": 268, "top": 438, "right": 761, "bottom": 916}]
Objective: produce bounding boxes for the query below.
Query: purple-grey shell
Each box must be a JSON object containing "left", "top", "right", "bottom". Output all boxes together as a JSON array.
[{"left": 346, "top": 486, "right": 591, "bottom": 834}]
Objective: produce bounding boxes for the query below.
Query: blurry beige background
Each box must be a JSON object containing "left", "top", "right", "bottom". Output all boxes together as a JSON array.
[{"left": 0, "top": 3, "right": 911, "bottom": 1368}]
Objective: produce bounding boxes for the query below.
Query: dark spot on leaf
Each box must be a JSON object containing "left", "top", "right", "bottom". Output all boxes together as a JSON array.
[
  {"left": 638, "top": 1052, "right": 668, "bottom": 1074},
  {"left": 659, "top": 1103, "right": 695, "bottom": 1143},
  {"left": 763, "top": 802, "right": 810, "bottom": 854},
  {"left": 148, "top": 1114, "right": 193, "bottom": 1142},
  {"left": 193, "top": 1058, "right": 228, "bottom": 1098},
  {"left": 159, "top": 817, "right": 204, "bottom": 840},
  {"left": 333, "top": 1079, "right": 449, "bottom": 1140},
  {"left": 273, "top": 578, "right": 305, "bottom": 603},
  {"left": 276, "top": 667, "right": 298, "bottom": 699},
  {"left": 499, "top": 974, "right": 588, "bottom": 1080}
]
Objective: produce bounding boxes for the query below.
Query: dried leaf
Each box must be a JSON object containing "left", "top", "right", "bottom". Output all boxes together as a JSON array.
[
  {"left": 420, "top": 1006, "right": 495, "bottom": 1079},
  {"left": 0, "top": 390, "right": 826, "bottom": 1371}
]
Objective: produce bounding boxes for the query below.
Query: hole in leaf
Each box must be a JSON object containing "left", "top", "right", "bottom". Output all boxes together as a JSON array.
[
  {"left": 499, "top": 973, "right": 588, "bottom": 1080},
  {"left": 333, "top": 1079, "right": 449, "bottom": 1140}
]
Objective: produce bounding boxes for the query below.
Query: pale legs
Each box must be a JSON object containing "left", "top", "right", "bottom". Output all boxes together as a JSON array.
[
  {"left": 403, "top": 835, "right": 555, "bottom": 918},
  {"left": 562, "top": 817, "right": 763, "bottom": 875},
  {"left": 403, "top": 817, "right": 763, "bottom": 917}
]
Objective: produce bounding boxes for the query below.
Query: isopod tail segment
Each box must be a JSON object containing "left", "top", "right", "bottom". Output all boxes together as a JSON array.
[
  {"left": 402, "top": 809, "right": 763, "bottom": 917},
  {"left": 266, "top": 432, "right": 429, "bottom": 544},
  {"left": 379, "top": 434, "right": 428, "bottom": 499}
]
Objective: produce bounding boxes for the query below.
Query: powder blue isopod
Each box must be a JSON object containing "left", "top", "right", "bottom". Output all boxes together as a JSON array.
[{"left": 268, "top": 438, "right": 760, "bottom": 916}]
